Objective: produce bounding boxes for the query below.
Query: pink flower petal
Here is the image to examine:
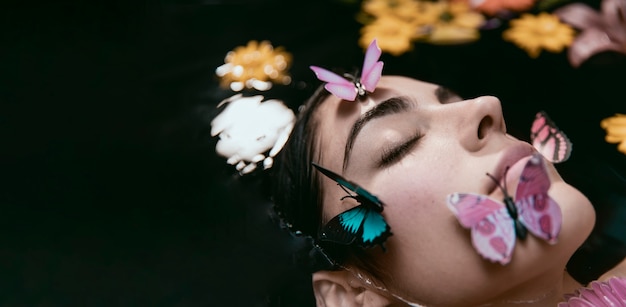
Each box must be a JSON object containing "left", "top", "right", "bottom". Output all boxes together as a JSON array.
[
  {"left": 608, "top": 277, "right": 626, "bottom": 302},
  {"left": 567, "top": 28, "right": 625, "bottom": 67},
  {"left": 591, "top": 280, "right": 620, "bottom": 306},
  {"left": 566, "top": 296, "right": 598, "bottom": 307},
  {"left": 578, "top": 286, "right": 607, "bottom": 305}
]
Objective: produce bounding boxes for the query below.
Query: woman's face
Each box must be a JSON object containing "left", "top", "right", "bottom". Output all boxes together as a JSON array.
[{"left": 313, "top": 76, "right": 595, "bottom": 306}]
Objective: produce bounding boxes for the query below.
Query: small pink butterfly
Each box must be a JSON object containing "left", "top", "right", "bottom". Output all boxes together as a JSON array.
[
  {"left": 309, "top": 39, "right": 384, "bottom": 101},
  {"left": 531, "top": 111, "right": 572, "bottom": 163},
  {"left": 447, "top": 153, "right": 562, "bottom": 265}
]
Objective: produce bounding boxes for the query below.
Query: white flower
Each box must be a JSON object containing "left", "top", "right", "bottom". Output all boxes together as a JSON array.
[{"left": 210, "top": 94, "right": 295, "bottom": 174}]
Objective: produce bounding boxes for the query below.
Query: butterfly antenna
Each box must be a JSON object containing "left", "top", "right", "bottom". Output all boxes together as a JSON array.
[
  {"left": 485, "top": 166, "right": 510, "bottom": 193},
  {"left": 342, "top": 71, "right": 357, "bottom": 81},
  {"left": 340, "top": 195, "right": 357, "bottom": 201},
  {"left": 502, "top": 166, "right": 510, "bottom": 192},
  {"left": 338, "top": 184, "right": 359, "bottom": 202},
  {"left": 338, "top": 183, "right": 350, "bottom": 194}
]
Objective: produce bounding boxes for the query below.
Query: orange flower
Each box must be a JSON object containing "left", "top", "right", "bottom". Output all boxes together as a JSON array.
[{"left": 215, "top": 40, "right": 292, "bottom": 91}]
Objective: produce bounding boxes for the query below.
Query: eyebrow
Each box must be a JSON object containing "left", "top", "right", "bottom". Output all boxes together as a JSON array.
[{"left": 343, "top": 96, "right": 412, "bottom": 170}]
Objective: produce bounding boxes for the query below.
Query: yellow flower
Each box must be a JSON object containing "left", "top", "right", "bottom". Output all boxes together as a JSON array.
[
  {"left": 503, "top": 13, "right": 576, "bottom": 58},
  {"left": 473, "top": 0, "right": 537, "bottom": 16},
  {"left": 601, "top": 114, "right": 626, "bottom": 155},
  {"left": 360, "top": 15, "right": 417, "bottom": 55},
  {"left": 412, "top": 1, "right": 446, "bottom": 27},
  {"left": 409, "top": 1, "right": 485, "bottom": 44},
  {"left": 215, "top": 40, "right": 292, "bottom": 91},
  {"left": 362, "top": 0, "right": 421, "bottom": 21},
  {"left": 423, "top": 1, "right": 485, "bottom": 44},
  {"left": 359, "top": 0, "right": 485, "bottom": 53}
]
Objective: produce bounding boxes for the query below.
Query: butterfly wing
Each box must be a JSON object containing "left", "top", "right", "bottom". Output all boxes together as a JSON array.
[
  {"left": 516, "top": 194, "right": 561, "bottom": 244},
  {"left": 447, "top": 193, "right": 516, "bottom": 265},
  {"left": 312, "top": 162, "right": 383, "bottom": 210},
  {"left": 312, "top": 162, "right": 390, "bottom": 249},
  {"left": 320, "top": 205, "right": 365, "bottom": 245},
  {"left": 360, "top": 208, "right": 391, "bottom": 247},
  {"left": 360, "top": 39, "right": 384, "bottom": 93},
  {"left": 515, "top": 154, "right": 562, "bottom": 243},
  {"left": 310, "top": 66, "right": 357, "bottom": 101},
  {"left": 530, "top": 111, "right": 572, "bottom": 163},
  {"left": 320, "top": 205, "right": 391, "bottom": 248},
  {"left": 515, "top": 153, "right": 552, "bottom": 196}
]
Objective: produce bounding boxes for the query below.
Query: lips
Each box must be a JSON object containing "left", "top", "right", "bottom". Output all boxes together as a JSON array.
[{"left": 486, "top": 143, "right": 537, "bottom": 196}]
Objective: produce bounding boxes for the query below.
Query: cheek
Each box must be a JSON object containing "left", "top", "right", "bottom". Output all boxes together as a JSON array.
[
  {"left": 379, "top": 174, "right": 480, "bottom": 270},
  {"left": 373, "top": 155, "right": 482, "bottom": 261},
  {"left": 378, "top": 181, "right": 490, "bottom": 303}
]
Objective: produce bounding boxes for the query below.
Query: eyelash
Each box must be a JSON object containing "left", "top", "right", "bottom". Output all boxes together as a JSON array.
[{"left": 379, "top": 132, "right": 423, "bottom": 167}]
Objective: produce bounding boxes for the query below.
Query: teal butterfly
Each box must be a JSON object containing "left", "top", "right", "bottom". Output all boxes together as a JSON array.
[{"left": 312, "top": 162, "right": 392, "bottom": 250}]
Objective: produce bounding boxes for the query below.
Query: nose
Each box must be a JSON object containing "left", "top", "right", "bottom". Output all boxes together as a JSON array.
[{"left": 456, "top": 96, "right": 506, "bottom": 151}]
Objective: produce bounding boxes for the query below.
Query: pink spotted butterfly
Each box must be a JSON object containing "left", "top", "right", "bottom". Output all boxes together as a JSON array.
[
  {"left": 310, "top": 39, "right": 384, "bottom": 101},
  {"left": 446, "top": 153, "right": 562, "bottom": 265},
  {"left": 531, "top": 111, "right": 572, "bottom": 163}
]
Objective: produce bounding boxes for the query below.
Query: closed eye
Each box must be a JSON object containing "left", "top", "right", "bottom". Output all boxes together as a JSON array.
[{"left": 379, "top": 132, "right": 422, "bottom": 167}]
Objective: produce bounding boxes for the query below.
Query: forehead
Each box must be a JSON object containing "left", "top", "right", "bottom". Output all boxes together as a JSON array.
[{"left": 315, "top": 75, "right": 439, "bottom": 172}]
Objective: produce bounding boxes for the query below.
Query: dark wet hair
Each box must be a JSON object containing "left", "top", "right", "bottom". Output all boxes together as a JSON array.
[
  {"left": 271, "top": 85, "right": 388, "bottom": 279},
  {"left": 272, "top": 85, "right": 327, "bottom": 243}
]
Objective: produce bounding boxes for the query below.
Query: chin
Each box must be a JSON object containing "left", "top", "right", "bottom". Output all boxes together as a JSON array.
[
  {"left": 550, "top": 180, "right": 596, "bottom": 255},
  {"left": 541, "top": 158, "right": 596, "bottom": 254}
]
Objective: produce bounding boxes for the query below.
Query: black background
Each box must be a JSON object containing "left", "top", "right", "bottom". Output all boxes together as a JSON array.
[{"left": 2, "top": 0, "right": 626, "bottom": 306}]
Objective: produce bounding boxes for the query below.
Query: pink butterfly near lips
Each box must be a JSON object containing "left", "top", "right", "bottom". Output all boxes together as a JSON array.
[
  {"left": 531, "top": 111, "right": 572, "bottom": 163},
  {"left": 310, "top": 39, "right": 384, "bottom": 101},
  {"left": 447, "top": 153, "right": 562, "bottom": 265}
]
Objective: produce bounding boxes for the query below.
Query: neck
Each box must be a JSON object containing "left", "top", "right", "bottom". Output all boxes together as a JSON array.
[
  {"left": 375, "top": 269, "right": 583, "bottom": 307},
  {"left": 477, "top": 270, "right": 581, "bottom": 307}
]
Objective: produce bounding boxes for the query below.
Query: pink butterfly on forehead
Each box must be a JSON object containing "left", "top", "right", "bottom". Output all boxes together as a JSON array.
[
  {"left": 531, "top": 111, "right": 572, "bottom": 164},
  {"left": 310, "top": 39, "right": 384, "bottom": 101},
  {"left": 446, "top": 153, "right": 562, "bottom": 265}
]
